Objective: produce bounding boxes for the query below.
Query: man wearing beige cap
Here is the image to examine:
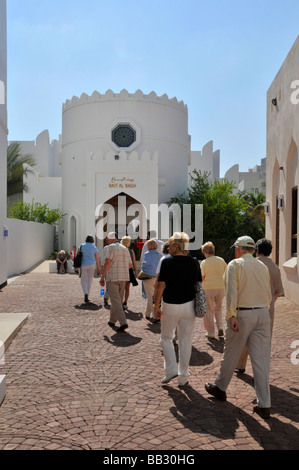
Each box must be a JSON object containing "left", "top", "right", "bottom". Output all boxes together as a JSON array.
[{"left": 205, "top": 236, "right": 272, "bottom": 419}]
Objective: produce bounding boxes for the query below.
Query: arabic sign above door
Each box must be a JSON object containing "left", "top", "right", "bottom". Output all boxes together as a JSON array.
[{"left": 109, "top": 177, "right": 136, "bottom": 189}]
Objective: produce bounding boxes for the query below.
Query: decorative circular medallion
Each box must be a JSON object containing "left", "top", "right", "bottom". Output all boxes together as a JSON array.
[{"left": 112, "top": 124, "right": 136, "bottom": 148}]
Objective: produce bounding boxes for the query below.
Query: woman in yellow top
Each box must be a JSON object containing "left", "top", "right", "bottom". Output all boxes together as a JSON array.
[{"left": 201, "top": 242, "right": 227, "bottom": 339}]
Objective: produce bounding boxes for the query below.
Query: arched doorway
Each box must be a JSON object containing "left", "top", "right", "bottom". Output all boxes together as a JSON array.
[{"left": 95, "top": 192, "right": 148, "bottom": 259}]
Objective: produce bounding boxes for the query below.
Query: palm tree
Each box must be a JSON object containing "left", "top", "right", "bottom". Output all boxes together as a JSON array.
[
  {"left": 7, "top": 142, "right": 36, "bottom": 196},
  {"left": 238, "top": 190, "right": 266, "bottom": 240}
]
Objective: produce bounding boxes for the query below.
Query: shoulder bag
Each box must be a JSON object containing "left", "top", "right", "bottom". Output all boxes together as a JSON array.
[
  {"left": 194, "top": 283, "right": 206, "bottom": 318},
  {"left": 73, "top": 245, "right": 83, "bottom": 269}
]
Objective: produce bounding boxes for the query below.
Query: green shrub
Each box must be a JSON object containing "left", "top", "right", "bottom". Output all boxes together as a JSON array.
[{"left": 7, "top": 200, "right": 65, "bottom": 225}]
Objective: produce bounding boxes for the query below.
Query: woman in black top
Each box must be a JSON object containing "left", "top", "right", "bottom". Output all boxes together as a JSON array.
[{"left": 154, "top": 232, "right": 202, "bottom": 386}]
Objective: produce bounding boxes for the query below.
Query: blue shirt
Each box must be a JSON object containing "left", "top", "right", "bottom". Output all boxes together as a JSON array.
[
  {"left": 141, "top": 249, "right": 162, "bottom": 277},
  {"left": 80, "top": 242, "right": 98, "bottom": 266}
]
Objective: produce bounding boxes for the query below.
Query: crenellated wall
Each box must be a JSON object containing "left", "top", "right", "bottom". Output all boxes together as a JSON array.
[{"left": 62, "top": 89, "right": 188, "bottom": 114}]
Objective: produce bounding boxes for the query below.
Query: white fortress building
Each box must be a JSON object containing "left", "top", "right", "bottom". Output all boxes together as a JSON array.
[{"left": 17, "top": 89, "right": 220, "bottom": 254}]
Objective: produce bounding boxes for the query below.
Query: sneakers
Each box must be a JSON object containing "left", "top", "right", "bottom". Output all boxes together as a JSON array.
[
  {"left": 205, "top": 329, "right": 224, "bottom": 339},
  {"left": 122, "top": 302, "right": 128, "bottom": 310}
]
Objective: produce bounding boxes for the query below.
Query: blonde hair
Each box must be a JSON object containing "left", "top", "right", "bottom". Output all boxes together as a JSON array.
[
  {"left": 121, "top": 236, "right": 131, "bottom": 248},
  {"left": 202, "top": 241, "right": 215, "bottom": 255},
  {"left": 168, "top": 232, "right": 189, "bottom": 254},
  {"left": 147, "top": 239, "right": 158, "bottom": 250}
]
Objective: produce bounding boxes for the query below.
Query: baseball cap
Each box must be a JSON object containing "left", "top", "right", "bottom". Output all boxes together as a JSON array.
[{"left": 230, "top": 236, "right": 255, "bottom": 249}]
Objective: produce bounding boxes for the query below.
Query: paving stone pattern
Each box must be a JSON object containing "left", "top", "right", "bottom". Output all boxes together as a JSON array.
[{"left": 0, "top": 267, "right": 298, "bottom": 450}]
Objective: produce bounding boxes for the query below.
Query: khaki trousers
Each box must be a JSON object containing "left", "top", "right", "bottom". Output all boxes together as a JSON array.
[
  {"left": 143, "top": 277, "right": 157, "bottom": 318},
  {"left": 204, "top": 288, "right": 224, "bottom": 335},
  {"left": 216, "top": 308, "right": 271, "bottom": 408},
  {"left": 106, "top": 281, "right": 127, "bottom": 326},
  {"left": 236, "top": 305, "right": 274, "bottom": 370}
]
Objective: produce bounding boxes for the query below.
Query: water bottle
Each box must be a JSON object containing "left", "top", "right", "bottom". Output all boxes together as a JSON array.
[{"left": 100, "top": 288, "right": 105, "bottom": 301}]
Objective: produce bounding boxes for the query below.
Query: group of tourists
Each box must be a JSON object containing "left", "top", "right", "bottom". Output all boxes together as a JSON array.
[{"left": 62, "top": 229, "right": 283, "bottom": 420}]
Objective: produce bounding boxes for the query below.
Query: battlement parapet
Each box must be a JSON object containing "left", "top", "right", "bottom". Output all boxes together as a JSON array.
[{"left": 63, "top": 89, "right": 187, "bottom": 113}]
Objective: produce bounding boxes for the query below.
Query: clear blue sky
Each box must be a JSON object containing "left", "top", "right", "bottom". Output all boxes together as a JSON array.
[{"left": 6, "top": 0, "right": 299, "bottom": 176}]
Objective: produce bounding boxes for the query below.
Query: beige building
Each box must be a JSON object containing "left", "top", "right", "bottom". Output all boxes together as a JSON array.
[
  {"left": 266, "top": 35, "right": 299, "bottom": 304},
  {"left": 224, "top": 158, "right": 266, "bottom": 195}
]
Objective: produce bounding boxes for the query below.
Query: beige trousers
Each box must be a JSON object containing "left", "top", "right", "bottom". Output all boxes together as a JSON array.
[
  {"left": 236, "top": 305, "right": 273, "bottom": 370},
  {"left": 216, "top": 308, "right": 271, "bottom": 408},
  {"left": 106, "top": 281, "right": 127, "bottom": 326},
  {"left": 204, "top": 288, "right": 224, "bottom": 335},
  {"left": 143, "top": 277, "right": 157, "bottom": 318}
]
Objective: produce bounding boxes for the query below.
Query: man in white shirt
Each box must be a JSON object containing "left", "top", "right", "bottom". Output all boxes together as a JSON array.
[{"left": 205, "top": 236, "right": 272, "bottom": 419}]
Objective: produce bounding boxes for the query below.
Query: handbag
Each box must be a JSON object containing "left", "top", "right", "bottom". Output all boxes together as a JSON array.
[
  {"left": 73, "top": 246, "right": 83, "bottom": 269},
  {"left": 137, "top": 271, "right": 154, "bottom": 280},
  {"left": 129, "top": 267, "right": 139, "bottom": 286},
  {"left": 194, "top": 283, "right": 206, "bottom": 318}
]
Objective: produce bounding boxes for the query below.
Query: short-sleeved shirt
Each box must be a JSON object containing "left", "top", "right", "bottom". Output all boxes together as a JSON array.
[
  {"left": 158, "top": 255, "right": 202, "bottom": 304},
  {"left": 80, "top": 242, "right": 98, "bottom": 266},
  {"left": 105, "top": 242, "right": 131, "bottom": 282},
  {"left": 201, "top": 255, "right": 227, "bottom": 290}
]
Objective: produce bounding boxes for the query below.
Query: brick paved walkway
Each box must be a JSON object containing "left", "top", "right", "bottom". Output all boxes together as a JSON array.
[{"left": 0, "top": 263, "right": 298, "bottom": 451}]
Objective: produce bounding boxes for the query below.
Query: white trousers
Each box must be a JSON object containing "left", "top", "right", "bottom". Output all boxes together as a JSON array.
[
  {"left": 160, "top": 300, "right": 195, "bottom": 383},
  {"left": 80, "top": 264, "right": 96, "bottom": 295},
  {"left": 216, "top": 308, "right": 271, "bottom": 408}
]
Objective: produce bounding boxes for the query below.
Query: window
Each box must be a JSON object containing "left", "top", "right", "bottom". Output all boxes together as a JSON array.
[
  {"left": 291, "top": 186, "right": 298, "bottom": 256},
  {"left": 112, "top": 124, "right": 136, "bottom": 148}
]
